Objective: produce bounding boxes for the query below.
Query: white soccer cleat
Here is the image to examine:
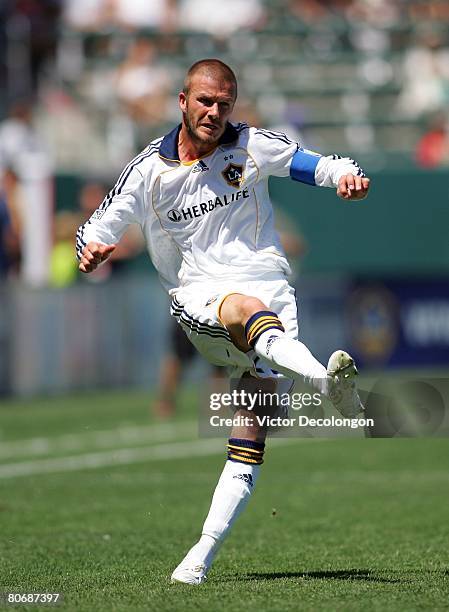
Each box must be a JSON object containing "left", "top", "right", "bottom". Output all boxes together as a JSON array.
[
  {"left": 327, "top": 350, "right": 364, "bottom": 418},
  {"left": 170, "top": 560, "right": 208, "bottom": 585}
]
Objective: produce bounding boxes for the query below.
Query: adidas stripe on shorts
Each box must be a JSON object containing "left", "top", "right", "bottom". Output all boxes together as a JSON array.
[{"left": 170, "top": 275, "right": 298, "bottom": 380}]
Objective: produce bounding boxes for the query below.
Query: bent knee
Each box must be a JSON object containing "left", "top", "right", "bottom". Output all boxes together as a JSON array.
[{"left": 221, "top": 294, "right": 267, "bottom": 328}]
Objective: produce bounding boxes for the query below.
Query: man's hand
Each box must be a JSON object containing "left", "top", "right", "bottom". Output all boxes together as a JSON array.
[
  {"left": 337, "top": 174, "right": 370, "bottom": 201},
  {"left": 78, "top": 242, "right": 116, "bottom": 273}
]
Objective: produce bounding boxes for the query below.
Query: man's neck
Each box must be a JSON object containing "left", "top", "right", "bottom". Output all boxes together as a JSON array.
[{"left": 178, "top": 125, "right": 216, "bottom": 162}]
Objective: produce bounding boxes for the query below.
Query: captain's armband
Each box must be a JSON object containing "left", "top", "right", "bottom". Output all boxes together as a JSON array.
[{"left": 289, "top": 148, "right": 322, "bottom": 186}]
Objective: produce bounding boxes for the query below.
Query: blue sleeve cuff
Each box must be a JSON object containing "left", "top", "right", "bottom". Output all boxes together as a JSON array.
[{"left": 290, "top": 148, "right": 321, "bottom": 186}]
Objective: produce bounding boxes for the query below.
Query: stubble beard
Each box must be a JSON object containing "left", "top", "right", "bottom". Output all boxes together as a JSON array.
[{"left": 184, "top": 109, "right": 222, "bottom": 147}]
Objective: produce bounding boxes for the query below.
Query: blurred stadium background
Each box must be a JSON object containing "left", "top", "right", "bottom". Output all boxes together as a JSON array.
[
  {"left": 1, "top": 0, "right": 449, "bottom": 397},
  {"left": 1, "top": 3, "right": 449, "bottom": 608}
]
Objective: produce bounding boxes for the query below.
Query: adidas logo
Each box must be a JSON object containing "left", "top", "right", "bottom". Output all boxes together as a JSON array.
[
  {"left": 233, "top": 473, "right": 253, "bottom": 486},
  {"left": 265, "top": 334, "right": 280, "bottom": 355},
  {"left": 192, "top": 160, "right": 209, "bottom": 173}
]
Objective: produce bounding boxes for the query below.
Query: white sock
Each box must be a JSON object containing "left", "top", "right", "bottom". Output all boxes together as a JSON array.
[
  {"left": 254, "top": 329, "right": 329, "bottom": 395},
  {"left": 183, "top": 460, "right": 260, "bottom": 567}
]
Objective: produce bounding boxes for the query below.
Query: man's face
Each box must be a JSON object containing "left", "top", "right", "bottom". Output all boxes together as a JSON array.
[{"left": 179, "top": 73, "right": 236, "bottom": 146}]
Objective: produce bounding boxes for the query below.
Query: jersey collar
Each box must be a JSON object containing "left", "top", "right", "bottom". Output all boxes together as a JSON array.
[{"left": 159, "top": 122, "right": 239, "bottom": 162}]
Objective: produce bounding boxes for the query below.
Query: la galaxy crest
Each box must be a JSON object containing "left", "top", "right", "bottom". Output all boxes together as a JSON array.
[{"left": 222, "top": 162, "right": 244, "bottom": 188}]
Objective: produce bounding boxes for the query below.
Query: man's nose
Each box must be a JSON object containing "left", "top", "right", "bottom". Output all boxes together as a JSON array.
[{"left": 208, "top": 103, "right": 219, "bottom": 119}]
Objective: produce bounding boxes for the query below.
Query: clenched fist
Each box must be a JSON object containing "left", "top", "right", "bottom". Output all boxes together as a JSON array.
[
  {"left": 337, "top": 173, "right": 370, "bottom": 201},
  {"left": 78, "top": 242, "right": 116, "bottom": 273}
]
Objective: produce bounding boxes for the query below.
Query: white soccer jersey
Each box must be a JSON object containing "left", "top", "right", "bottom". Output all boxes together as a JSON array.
[{"left": 76, "top": 123, "right": 364, "bottom": 294}]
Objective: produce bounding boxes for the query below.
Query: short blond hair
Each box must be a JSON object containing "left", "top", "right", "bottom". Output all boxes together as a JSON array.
[{"left": 183, "top": 59, "right": 237, "bottom": 99}]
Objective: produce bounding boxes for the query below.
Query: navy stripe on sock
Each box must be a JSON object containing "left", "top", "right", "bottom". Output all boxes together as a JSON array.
[
  {"left": 228, "top": 438, "right": 265, "bottom": 451},
  {"left": 245, "top": 310, "right": 284, "bottom": 348},
  {"left": 244, "top": 311, "right": 277, "bottom": 338},
  {"left": 227, "top": 438, "right": 265, "bottom": 465}
]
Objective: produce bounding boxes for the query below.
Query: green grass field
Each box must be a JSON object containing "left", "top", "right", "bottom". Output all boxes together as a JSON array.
[{"left": 0, "top": 384, "right": 448, "bottom": 611}]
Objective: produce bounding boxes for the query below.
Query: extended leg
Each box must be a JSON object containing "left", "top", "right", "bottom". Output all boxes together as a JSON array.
[
  {"left": 220, "top": 294, "right": 328, "bottom": 394},
  {"left": 220, "top": 294, "right": 363, "bottom": 416},
  {"left": 171, "top": 375, "right": 273, "bottom": 585}
]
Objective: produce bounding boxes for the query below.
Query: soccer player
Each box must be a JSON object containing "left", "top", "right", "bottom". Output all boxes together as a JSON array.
[{"left": 76, "top": 59, "right": 370, "bottom": 585}]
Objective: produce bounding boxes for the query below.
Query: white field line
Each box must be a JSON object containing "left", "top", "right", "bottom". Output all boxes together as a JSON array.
[
  {"left": 0, "top": 438, "right": 319, "bottom": 480},
  {"left": 0, "top": 421, "right": 198, "bottom": 460}
]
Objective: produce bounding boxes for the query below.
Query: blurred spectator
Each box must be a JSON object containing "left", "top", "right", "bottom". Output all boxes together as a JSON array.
[
  {"left": 0, "top": 101, "right": 42, "bottom": 170},
  {"left": 50, "top": 211, "right": 80, "bottom": 287},
  {"left": 0, "top": 193, "right": 13, "bottom": 278},
  {"left": 396, "top": 26, "right": 449, "bottom": 118},
  {"left": 112, "top": 0, "right": 177, "bottom": 32},
  {"left": 177, "top": 0, "right": 265, "bottom": 37},
  {"left": 5, "top": 0, "right": 61, "bottom": 96},
  {"left": 288, "top": 0, "right": 336, "bottom": 25},
  {"left": 408, "top": 1, "right": 449, "bottom": 23},
  {"left": 0, "top": 168, "right": 21, "bottom": 278},
  {"left": 0, "top": 2, "right": 7, "bottom": 109},
  {"left": 79, "top": 179, "right": 108, "bottom": 218},
  {"left": 153, "top": 322, "right": 225, "bottom": 419},
  {"left": 36, "top": 87, "right": 110, "bottom": 172},
  {"left": 62, "top": 0, "right": 112, "bottom": 32},
  {"left": 232, "top": 97, "right": 261, "bottom": 127},
  {"left": 115, "top": 38, "right": 171, "bottom": 130},
  {"left": 346, "top": 0, "right": 400, "bottom": 28},
  {"left": 4, "top": 0, "right": 449, "bottom": 174},
  {"left": 415, "top": 112, "right": 449, "bottom": 168},
  {"left": 0, "top": 169, "right": 16, "bottom": 395},
  {"left": 0, "top": 159, "right": 22, "bottom": 397},
  {"left": 0, "top": 101, "right": 52, "bottom": 287}
]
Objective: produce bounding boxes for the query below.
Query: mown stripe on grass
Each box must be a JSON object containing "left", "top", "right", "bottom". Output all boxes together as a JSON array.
[
  {"left": 0, "top": 438, "right": 224, "bottom": 478},
  {"left": 0, "top": 438, "right": 319, "bottom": 479},
  {"left": 0, "top": 421, "right": 197, "bottom": 460}
]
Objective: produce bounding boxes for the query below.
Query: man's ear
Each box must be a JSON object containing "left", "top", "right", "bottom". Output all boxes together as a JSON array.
[{"left": 179, "top": 91, "right": 187, "bottom": 113}]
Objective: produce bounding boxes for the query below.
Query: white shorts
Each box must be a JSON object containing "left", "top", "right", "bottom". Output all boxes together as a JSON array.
[{"left": 170, "top": 274, "right": 298, "bottom": 380}]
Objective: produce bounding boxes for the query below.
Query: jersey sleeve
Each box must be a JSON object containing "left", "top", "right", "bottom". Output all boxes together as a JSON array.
[
  {"left": 247, "top": 127, "right": 299, "bottom": 178},
  {"left": 289, "top": 148, "right": 366, "bottom": 188},
  {"left": 246, "top": 128, "right": 366, "bottom": 188},
  {"left": 314, "top": 154, "right": 366, "bottom": 187},
  {"left": 76, "top": 165, "right": 145, "bottom": 261}
]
